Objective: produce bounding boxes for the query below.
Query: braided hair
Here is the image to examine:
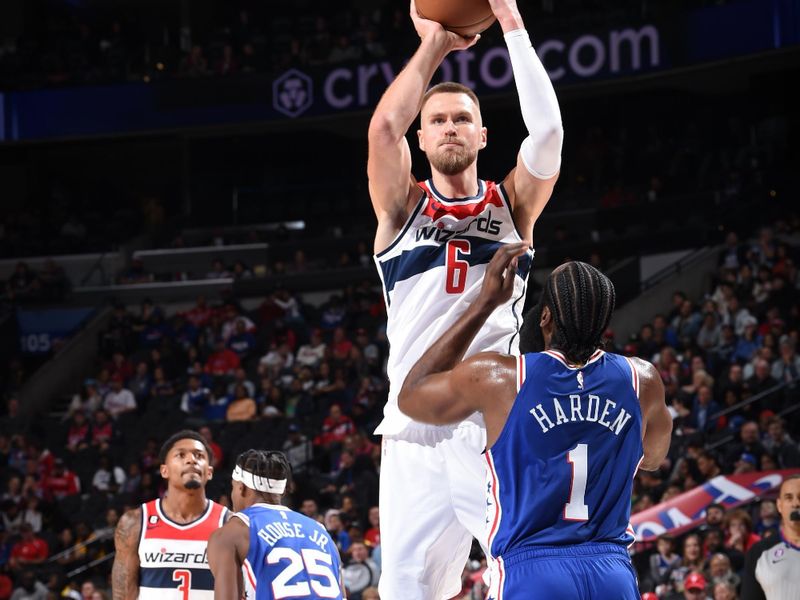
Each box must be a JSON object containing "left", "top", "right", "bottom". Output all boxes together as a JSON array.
[
  {"left": 235, "top": 449, "right": 292, "bottom": 497},
  {"left": 521, "top": 261, "right": 616, "bottom": 364}
]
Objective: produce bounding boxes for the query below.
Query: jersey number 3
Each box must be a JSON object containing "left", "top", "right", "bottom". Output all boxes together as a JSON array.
[
  {"left": 445, "top": 239, "right": 471, "bottom": 294},
  {"left": 564, "top": 443, "right": 589, "bottom": 521},
  {"left": 172, "top": 570, "right": 191, "bottom": 600},
  {"left": 269, "top": 547, "right": 339, "bottom": 599}
]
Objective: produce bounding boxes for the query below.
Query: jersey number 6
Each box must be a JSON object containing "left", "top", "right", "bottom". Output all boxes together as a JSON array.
[{"left": 445, "top": 239, "right": 471, "bottom": 294}]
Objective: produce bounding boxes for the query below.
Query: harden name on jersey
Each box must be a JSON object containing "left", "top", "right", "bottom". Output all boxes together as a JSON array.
[{"left": 529, "top": 392, "right": 634, "bottom": 436}]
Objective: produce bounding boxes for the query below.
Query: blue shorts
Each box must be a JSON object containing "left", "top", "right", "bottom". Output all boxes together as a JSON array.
[{"left": 492, "top": 543, "right": 639, "bottom": 600}]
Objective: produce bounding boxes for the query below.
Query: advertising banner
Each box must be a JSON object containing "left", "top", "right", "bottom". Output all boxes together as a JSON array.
[{"left": 16, "top": 307, "right": 94, "bottom": 355}]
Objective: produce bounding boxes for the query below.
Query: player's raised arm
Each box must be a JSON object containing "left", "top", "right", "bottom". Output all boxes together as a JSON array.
[
  {"left": 398, "top": 242, "right": 528, "bottom": 423},
  {"left": 368, "top": 0, "right": 479, "bottom": 252},
  {"left": 489, "top": 0, "right": 563, "bottom": 237},
  {"left": 111, "top": 507, "right": 141, "bottom": 600},
  {"left": 207, "top": 518, "right": 248, "bottom": 600},
  {"left": 634, "top": 358, "right": 672, "bottom": 471}
]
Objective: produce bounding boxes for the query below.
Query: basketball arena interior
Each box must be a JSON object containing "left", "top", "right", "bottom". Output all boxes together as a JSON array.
[{"left": 0, "top": 0, "right": 798, "bottom": 598}]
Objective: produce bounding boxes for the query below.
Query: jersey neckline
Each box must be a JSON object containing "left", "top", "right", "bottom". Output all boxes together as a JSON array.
[
  {"left": 541, "top": 349, "right": 605, "bottom": 370},
  {"left": 426, "top": 178, "right": 485, "bottom": 203},
  {"left": 155, "top": 497, "right": 212, "bottom": 529}
]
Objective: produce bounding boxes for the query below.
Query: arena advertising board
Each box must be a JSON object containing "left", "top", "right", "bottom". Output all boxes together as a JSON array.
[
  {"left": 631, "top": 469, "right": 800, "bottom": 542},
  {"left": 16, "top": 307, "right": 94, "bottom": 355},
  {"left": 0, "top": 0, "right": 794, "bottom": 141}
]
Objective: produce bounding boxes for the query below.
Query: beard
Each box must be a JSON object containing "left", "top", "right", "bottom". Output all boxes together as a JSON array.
[
  {"left": 184, "top": 479, "right": 202, "bottom": 490},
  {"left": 428, "top": 144, "right": 477, "bottom": 176}
]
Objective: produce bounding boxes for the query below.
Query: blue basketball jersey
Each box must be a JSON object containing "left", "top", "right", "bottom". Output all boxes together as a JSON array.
[
  {"left": 236, "top": 503, "right": 343, "bottom": 600},
  {"left": 485, "top": 350, "right": 643, "bottom": 559}
]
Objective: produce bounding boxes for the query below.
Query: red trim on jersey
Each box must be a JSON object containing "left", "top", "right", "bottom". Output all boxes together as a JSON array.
[
  {"left": 142, "top": 499, "right": 226, "bottom": 541},
  {"left": 243, "top": 559, "right": 257, "bottom": 591},
  {"left": 418, "top": 181, "right": 503, "bottom": 222},
  {"left": 517, "top": 355, "right": 526, "bottom": 392},
  {"left": 496, "top": 556, "right": 506, "bottom": 600},
  {"left": 623, "top": 357, "right": 640, "bottom": 398},
  {"left": 485, "top": 451, "right": 502, "bottom": 553},
  {"left": 543, "top": 349, "right": 604, "bottom": 370}
]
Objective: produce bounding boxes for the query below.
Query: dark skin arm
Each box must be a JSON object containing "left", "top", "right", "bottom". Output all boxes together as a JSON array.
[
  {"left": 398, "top": 242, "right": 528, "bottom": 446},
  {"left": 208, "top": 517, "right": 248, "bottom": 600},
  {"left": 112, "top": 507, "right": 141, "bottom": 600},
  {"left": 633, "top": 357, "right": 672, "bottom": 471}
]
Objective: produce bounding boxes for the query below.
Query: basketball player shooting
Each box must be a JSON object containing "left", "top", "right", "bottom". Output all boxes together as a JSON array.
[
  {"left": 112, "top": 430, "right": 229, "bottom": 600},
  {"left": 399, "top": 245, "right": 673, "bottom": 599},
  {"left": 367, "top": 0, "right": 563, "bottom": 597}
]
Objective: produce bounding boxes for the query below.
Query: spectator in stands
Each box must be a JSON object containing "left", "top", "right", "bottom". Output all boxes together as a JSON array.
[
  {"left": 205, "top": 339, "right": 240, "bottom": 376},
  {"left": 689, "top": 385, "right": 721, "bottom": 433},
  {"left": 708, "top": 552, "right": 739, "bottom": 591},
  {"left": 91, "top": 454, "right": 125, "bottom": 496},
  {"left": 180, "top": 375, "right": 213, "bottom": 420},
  {"left": 149, "top": 366, "right": 176, "bottom": 401},
  {"left": 224, "top": 384, "right": 256, "bottom": 421},
  {"left": 696, "top": 312, "right": 721, "bottom": 351},
  {"left": 723, "top": 509, "right": 760, "bottom": 555},
  {"left": 205, "top": 258, "right": 229, "bottom": 279},
  {"left": 762, "top": 416, "right": 800, "bottom": 468},
  {"left": 227, "top": 319, "right": 257, "bottom": 361},
  {"left": 103, "top": 374, "right": 136, "bottom": 418},
  {"left": 20, "top": 497, "right": 41, "bottom": 534},
  {"left": 65, "top": 411, "right": 90, "bottom": 454},
  {"left": 724, "top": 421, "right": 766, "bottom": 470},
  {"left": 9, "top": 570, "right": 48, "bottom": 600},
  {"left": 197, "top": 426, "right": 223, "bottom": 468},
  {"left": 299, "top": 499, "right": 321, "bottom": 523},
  {"left": 343, "top": 541, "right": 380, "bottom": 599},
  {"left": 41, "top": 458, "right": 79, "bottom": 502},
  {"left": 753, "top": 499, "right": 780, "bottom": 539},
  {"left": 668, "top": 533, "right": 705, "bottom": 593},
  {"left": 296, "top": 329, "right": 326, "bottom": 368},
  {"left": 733, "top": 452, "right": 757, "bottom": 474},
  {"left": 213, "top": 44, "right": 239, "bottom": 76},
  {"left": 128, "top": 362, "right": 152, "bottom": 405},
  {"left": 324, "top": 509, "right": 351, "bottom": 553},
  {"left": 649, "top": 534, "right": 681, "bottom": 590},
  {"left": 89, "top": 409, "right": 116, "bottom": 452},
  {"left": 772, "top": 338, "right": 800, "bottom": 383},
  {"left": 283, "top": 423, "right": 312, "bottom": 475},
  {"left": 712, "top": 581, "right": 737, "bottom": 600},
  {"left": 8, "top": 524, "right": 48, "bottom": 572},
  {"left": 184, "top": 296, "right": 213, "bottom": 329},
  {"left": 696, "top": 451, "right": 722, "bottom": 482},
  {"left": 364, "top": 506, "right": 380, "bottom": 548}
]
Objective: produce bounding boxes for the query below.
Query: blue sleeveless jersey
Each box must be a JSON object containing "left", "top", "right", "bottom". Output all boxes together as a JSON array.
[
  {"left": 485, "top": 350, "right": 643, "bottom": 559},
  {"left": 237, "top": 503, "right": 343, "bottom": 600}
]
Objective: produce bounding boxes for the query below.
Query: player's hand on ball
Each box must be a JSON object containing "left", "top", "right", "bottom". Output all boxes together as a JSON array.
[
  {"left": 477, "top": 241, "right": 529, "bottom": 311},
  {"left": 410, "top": 0, "right": 481, "bottom": 51}
]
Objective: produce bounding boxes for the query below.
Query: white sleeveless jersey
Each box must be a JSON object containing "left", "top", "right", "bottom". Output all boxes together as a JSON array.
[
  {"left": 137, "top": 498, "right": 228, "bottom": 600},
  {"left": 374, "top": 179, "right": 534, "bottom": 436}
]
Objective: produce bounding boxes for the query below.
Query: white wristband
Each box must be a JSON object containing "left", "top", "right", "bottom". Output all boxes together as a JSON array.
[{"left": 504, "top": 28, "right": 563, "bottom": 179}]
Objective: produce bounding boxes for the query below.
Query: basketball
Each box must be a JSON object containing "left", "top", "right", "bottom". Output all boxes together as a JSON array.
[{"left": 416, "top": 0, "right": 496, "bottom": 37}]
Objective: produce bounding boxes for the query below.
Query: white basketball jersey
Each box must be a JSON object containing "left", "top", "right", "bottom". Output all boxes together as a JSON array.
[{"left": 374, "top": 179, "right": 533, "bottom": 435}]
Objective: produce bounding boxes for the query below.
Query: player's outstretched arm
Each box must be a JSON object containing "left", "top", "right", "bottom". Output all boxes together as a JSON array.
[
  {"left": 489, "top": 0, "right": 563, "bottom": 238},
  {"left": 111, "top": 507, "right": 142, "bottom": 600},
  {"left": 368, "top": 0, "right": 479, "bottom": 252},
  {"left": 635, "top": 358, "right": 672, "bottom": 471},
  {"left": 208, "top": 518, "right": 248, "bottom": 600},
  {"left": 399, "top": 242, "right": 527, "bottom": 424}
]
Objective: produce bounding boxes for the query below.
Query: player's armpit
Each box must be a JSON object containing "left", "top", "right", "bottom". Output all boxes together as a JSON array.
[
  {"left": 208, "top": 519, "right": 248, "bottom": 600},
  {"left": 112, "top": 507, "right": 142, "bottom": 600},
  {"left": 635, "top": 358, "right": 672, "bottom": 471}
]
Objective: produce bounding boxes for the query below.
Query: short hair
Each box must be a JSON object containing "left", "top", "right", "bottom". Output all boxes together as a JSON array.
[
  {"left": 522, "top": 261, "right": 616, "bottom": 364},
  {"left": 235, "top": 449, "right": 292, "bottom": 494},
  {"left": 421, "top": 82, "right": 480, "bottom": 112},
  {"left": 779, "top": 473, "right": 800, "bottom": 494},
  {"left": 159, "top": 430, "right": 213, "bottom": 465},
  {"left": 706, "top": 502, "right": 725, "bottom": 513}
]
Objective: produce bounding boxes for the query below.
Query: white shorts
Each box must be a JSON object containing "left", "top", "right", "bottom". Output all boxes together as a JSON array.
[{"left": 378, "top": 421, "right": 488, "bottom": 600}]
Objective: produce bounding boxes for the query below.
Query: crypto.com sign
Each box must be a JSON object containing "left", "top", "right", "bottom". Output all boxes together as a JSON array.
[{"left": 271, "top": 25, "right": 661, "bottom": 118}]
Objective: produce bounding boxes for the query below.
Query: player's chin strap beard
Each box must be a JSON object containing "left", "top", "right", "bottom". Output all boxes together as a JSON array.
[
  {"left": 184, "top": 479, "right": 202, "bottom": 490},
  {"left": 232, "top": 465, "right": 287, "bottom": 494}
]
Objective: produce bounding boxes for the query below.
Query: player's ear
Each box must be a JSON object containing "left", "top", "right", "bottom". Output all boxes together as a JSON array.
[
  {"left": 480, "top": 126, "right": 487, "bottom": 149},
  {"left": 417, "top": 129, "right": 425, "bottom": 151},
  {"left": 159, "top": 464, "right": 169, "bottom": 480},
  {"left": 540, "top": 305, "right": 552, "bottom": 328},
  {"left": 207, "top": 464, "right": 213, "bottom": 481}
]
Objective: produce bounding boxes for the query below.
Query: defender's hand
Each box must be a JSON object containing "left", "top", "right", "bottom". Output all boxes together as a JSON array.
[{"left": 476, "top": 241, "right": 529, "bottom": 312}]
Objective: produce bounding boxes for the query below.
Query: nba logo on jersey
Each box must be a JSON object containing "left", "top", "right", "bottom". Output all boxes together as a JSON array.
[{"left": 577, "top": 371, "right": 584, "bottom": 390}]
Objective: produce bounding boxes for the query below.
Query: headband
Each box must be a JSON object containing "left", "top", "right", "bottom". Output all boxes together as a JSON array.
[{"left": 232, "top": 465, "right": 286, "bottom": 494}]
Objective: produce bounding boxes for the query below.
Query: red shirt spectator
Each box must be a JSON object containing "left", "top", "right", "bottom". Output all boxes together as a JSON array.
[
  {"left": 9, "top": 524, "right": 48, "bottom": 570},
  {"left": 184, "top": 296, "right": 214, "bottom": 328},
  {"left": 331, "top": 327, "right": 353, "bottom": 361},
  {"left": 364, "top": 506, "right": 380, "bottom": 548},
  {"left": 90, "top": 410, "right": 115, "bottom": 449},
  {"left": 315, "top": 405, "right": 355, "bottom": 447},
  {"left": 66, "top": 413, "right": 90, "bottom": 451},
  {"left": 41, "top": 460, "right": 80, "bottom": 501},
  {"left": 205, "top": 341, "right": 241, "bottom": 376},
  {"left": 106, "top": 352, "right": 134, "bottom": 382}
]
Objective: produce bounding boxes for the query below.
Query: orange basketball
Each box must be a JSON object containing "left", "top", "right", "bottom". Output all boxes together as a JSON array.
[{"left": 416, "top": 0, "right": 496, "bottom": 37}]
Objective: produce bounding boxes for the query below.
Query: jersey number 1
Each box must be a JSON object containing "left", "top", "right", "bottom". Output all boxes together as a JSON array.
[
  {"left": 445, "top": 239, "right": 471, "bottom": 294},
  {"left": 564, "top": 443, "right": 589, "bottom": 521}
]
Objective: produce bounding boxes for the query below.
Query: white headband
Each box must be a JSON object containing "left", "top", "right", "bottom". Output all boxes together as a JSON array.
[{"left": 232, "top": 465, "right": 286, "bottom": 494}]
